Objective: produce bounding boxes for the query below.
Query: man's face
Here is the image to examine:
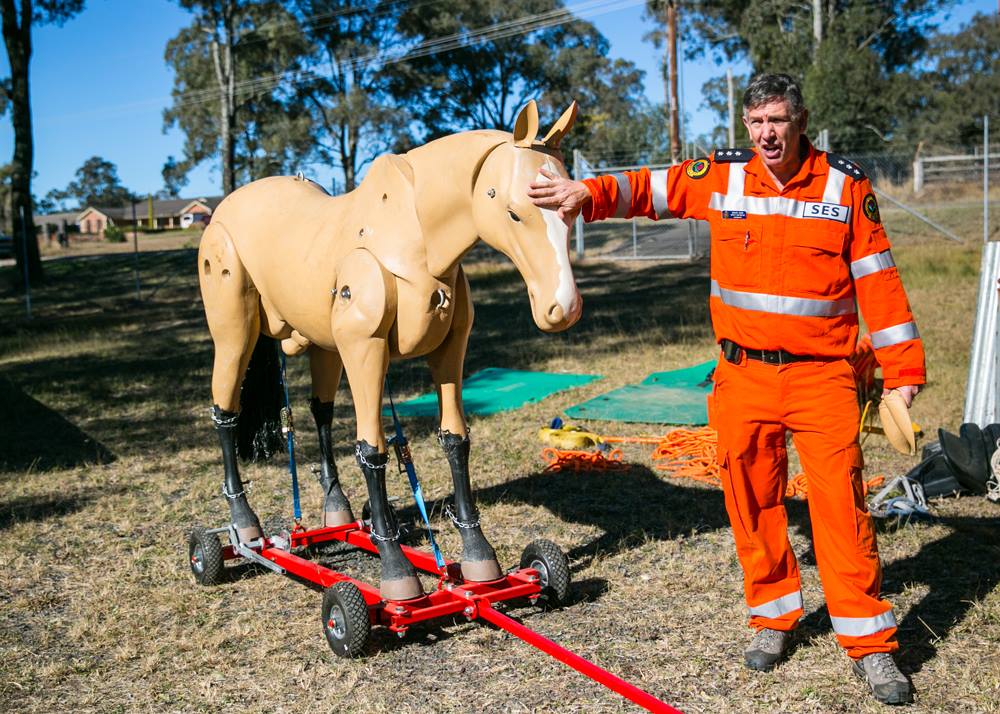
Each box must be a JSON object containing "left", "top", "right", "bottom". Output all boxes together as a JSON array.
[{"left": 742, "top": 98, "right": 808, "bottom": 176}]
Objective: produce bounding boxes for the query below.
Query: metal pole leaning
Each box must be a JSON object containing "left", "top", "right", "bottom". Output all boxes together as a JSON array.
[
  {"left": 573, "top": 149, "right": 585, "bottom": 259},
  {"left": 476, "top": 603, "right": 683, "bottom": 713}
]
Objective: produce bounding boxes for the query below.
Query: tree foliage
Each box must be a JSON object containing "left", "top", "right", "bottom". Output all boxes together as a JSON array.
[
  {"left": 288, "top": 0, "right": 411, "bottom": 192},
  {"left": 163, "top": 0, "right": 313, "bottom": 194},
  {"left": 53, "top": 156, "right": 134, "bottom": 208},
  {"left": 900, "top": 12, "right": 999, "bottom": 149},
  {"left": 383, "top": 0, "right": 652, "bottom": 163},
  {"left": 682, "top": 0, "right": 955, "bottom": 152}
]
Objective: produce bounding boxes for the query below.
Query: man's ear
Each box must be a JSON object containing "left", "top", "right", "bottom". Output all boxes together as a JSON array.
[
  {"left": 741, "top": 113, "right": 751, "bottom": 138},
  {"left": 798, "top": 108, "right": 809, "bottom": 135}
]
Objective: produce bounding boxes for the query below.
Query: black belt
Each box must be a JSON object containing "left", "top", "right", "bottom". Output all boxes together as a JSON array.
[{"left": 721, "top": 339, "right": 819, "bottom": 366}]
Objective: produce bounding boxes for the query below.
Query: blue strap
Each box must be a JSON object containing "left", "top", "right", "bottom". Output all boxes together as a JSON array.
[
  {"left": 278, "top": 350, "right": 302, "bottom": 523},
  {"left": 386, "top": 379, "right": 446, "bottom": 572}
]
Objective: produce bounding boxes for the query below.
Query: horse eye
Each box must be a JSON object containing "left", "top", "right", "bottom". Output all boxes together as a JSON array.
[{"left": 507, "top": 209, "right": 521, "bottom": 223}]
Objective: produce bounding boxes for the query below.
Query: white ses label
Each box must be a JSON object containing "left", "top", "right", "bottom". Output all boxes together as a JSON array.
[{"left": 803, "top": 201, "right": 849, "bottom": 223}]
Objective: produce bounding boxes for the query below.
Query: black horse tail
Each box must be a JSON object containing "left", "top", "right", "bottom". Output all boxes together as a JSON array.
[{"left": 236, "top": 335, "right": 285, "bottom": 462}]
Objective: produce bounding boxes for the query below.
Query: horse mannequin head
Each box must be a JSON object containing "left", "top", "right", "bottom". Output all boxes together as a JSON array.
[{"left": 471, "top": 101, "right": 583, "bottom": 332}]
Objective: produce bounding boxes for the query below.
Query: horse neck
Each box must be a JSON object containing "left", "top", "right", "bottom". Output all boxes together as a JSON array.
[{"left": 407, "top": 131, "right": 508, "bottom": 277}]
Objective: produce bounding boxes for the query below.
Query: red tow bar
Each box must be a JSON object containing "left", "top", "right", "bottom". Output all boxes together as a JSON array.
[{"left": 208, "top": 522, "right": 681, "bottom": 712}]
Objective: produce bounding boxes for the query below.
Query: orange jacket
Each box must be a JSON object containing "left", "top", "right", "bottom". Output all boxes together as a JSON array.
[{"left": 582, "top": 142, "right": 926, "bottom": 388}]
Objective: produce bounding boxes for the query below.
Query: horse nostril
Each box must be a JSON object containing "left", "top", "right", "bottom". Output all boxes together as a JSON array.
[{"left": 547, "top": 303, "right": 564, "bottom": 324}]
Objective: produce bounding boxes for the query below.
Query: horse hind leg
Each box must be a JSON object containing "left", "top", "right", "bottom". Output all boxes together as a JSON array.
[
  {"left": 308, "top": 347, "right": 354, "bottom": 526},
  {"left": 199, "top": 223, "right": 263, "bottom": 542}
]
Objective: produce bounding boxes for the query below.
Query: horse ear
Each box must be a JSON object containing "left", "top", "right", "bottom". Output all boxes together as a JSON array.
[
  {"left": 512, "top": 100, "right": 539, "bottom": 147},
  {"left": 542, "top": 101, "right": 578, "bottom": 149}
]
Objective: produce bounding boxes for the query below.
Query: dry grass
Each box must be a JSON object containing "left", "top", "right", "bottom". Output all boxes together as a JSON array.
[{"left": 0, "top": 222, "right": 998, "bottom": 713}]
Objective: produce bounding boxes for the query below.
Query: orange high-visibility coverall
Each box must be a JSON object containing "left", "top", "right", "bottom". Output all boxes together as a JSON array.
[{"left": 582, "top": 141, "right": 926, "bottom": 658}]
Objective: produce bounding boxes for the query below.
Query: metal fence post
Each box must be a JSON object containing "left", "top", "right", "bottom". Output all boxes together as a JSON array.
[{"left": 20, "top": 205, "right": 32, "bottom": 319}]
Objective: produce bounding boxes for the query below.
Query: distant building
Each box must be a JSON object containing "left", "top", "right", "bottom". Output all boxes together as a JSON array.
[{"left": 36, "top": 196, "right": 225, "bottom": 235}]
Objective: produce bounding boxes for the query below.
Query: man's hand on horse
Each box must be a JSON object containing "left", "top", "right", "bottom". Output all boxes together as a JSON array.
[
  {"left": 528, "top": 168, "right": 591, "bottom": 225},
  {"left": 883, "top": 384, "right": 921, "bottom": 408}
]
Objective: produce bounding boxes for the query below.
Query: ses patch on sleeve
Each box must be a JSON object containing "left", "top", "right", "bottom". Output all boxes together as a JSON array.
[
  {"left": 862, "top": 193, "right": 881, "bottom": 223},
  {"left": 685, "top": 158, "right": 711, "bottom": 179}
]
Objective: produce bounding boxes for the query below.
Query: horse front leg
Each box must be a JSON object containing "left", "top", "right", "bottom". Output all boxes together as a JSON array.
[
  {"left": 427, "top": 268, "right": 502, "bottom": 582},
  {"left": 333, "top": 249, "right": 422, "bottom": 601},
  {"left": 308, "top": 347, "right": 354, "bottom": 526}
]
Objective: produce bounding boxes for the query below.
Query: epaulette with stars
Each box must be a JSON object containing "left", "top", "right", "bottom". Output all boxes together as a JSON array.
[
  {"left": 713, "top": 148, "right": 754, "bottom": 162},
  {"left": 826, "top": 153, "right": 867, "bottom": 180}
]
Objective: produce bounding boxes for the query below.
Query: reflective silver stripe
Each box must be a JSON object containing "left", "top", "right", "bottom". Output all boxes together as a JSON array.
[
  {"left": 822, "top": 167, "right": 847, "bottom": 204},
  {"left": 711, "top": 193, "right": 815, "bottom": 218},
  {"left": 748, "top": 590, "right": 803, "bottom": 619},
  {"left": 870, "top": 321, "right": 920, "bottom": 349},
  {"left": 830, "top": 610, "right": 897, "bottom": 638},
  {"left": 850, "top": 250, "right": 895, "bottom": 279},
  {"left": 727, "top": 161, "right": 747, "bottom": 199},
  {"left": 612, "top": 172, "right": 632, "bottom": 218},
  {"left": 711, "top": 280, "right": 857, "bottom": 317},
  {"left": 650, "top": 169, "right": 670, "bottom": 218}
]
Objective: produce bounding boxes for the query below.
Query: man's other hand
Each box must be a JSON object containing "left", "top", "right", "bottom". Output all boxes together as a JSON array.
[
  {"left": 883, "top": 384, "right": 921, "bottom": 408},
  {"left": 528, "top": 168, "right": 592, "bottom": 224}
]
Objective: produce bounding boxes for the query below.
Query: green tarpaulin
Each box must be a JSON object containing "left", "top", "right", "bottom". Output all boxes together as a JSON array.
[
  {"left": 383, "top": 367, "right": 602, "bottom": 418},
  {"left": 563, "top": 360, "right": 716, "bottom": 425}
]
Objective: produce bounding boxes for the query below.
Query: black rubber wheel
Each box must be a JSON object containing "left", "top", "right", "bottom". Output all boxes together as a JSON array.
[
  {"left": 321, "top": 581, "right": 370, "bottom": 658},
  {"left": 188, "top": 526, "right": 224, "bottom": 586},
  {"left": 519, "top": 539, "right": 570, "bottom": 605}
]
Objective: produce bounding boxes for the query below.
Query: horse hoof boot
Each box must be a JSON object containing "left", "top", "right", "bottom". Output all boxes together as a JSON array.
[
  {"left": 461, "top": 558, "right": 502, "bottom": 582},
  {"left": 374, "top": 534, "right": 423, "bottom": 600},
  {"left": 324, "top": 508, "right": 355, "bottom": 527},
  {"left": 227, "top": 494, "right": 263, "bottom": 543}
]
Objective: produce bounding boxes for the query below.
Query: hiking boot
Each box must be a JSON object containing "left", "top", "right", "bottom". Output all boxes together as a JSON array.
[
  {"left": 744, "top": 628, "right": 792, "bottom": 671},
  {"left": 852, "top": 652, "right": 913, "bottom": 705}
]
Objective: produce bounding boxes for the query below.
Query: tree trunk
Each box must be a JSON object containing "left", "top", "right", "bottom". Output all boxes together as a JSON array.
[
  {"left": 2, "top": 0, "right": 43, "bottom": 283},
  {"left": 666, "top": 1, "right": 681, "bottom": 164},
  {"left": 812, "top": 0, "right": 823, "bottom": 62},
  {"left": 210, "top": 5, "right": 237, "bottom": 196}
]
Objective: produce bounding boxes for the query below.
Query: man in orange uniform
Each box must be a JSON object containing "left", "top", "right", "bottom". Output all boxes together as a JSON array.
[{"left": 528, "top": 74, "right": 924, "bottom": 706}]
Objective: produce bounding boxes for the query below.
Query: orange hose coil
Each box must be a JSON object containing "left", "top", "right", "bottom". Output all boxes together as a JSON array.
[{"left": 541, "top": 426, "right": 884, "bottom": 499}]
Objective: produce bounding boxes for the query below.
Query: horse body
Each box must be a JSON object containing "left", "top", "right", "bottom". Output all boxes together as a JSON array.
[{"left": 198, "top": 102, "right": 581, "bottom": 600}]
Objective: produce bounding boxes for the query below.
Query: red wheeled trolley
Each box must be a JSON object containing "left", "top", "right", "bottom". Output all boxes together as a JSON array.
[{"left": 187, "top": 520, "right": 681, "bottom": 713}]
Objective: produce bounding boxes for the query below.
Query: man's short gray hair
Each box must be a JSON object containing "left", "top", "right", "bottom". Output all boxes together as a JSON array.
[{"left": 742, "top": 73, "right": 806, "bottom": 121}]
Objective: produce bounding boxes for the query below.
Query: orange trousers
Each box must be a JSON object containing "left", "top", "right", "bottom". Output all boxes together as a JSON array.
[{"left": 711, "top": 352, "right": 897, "bottom": 659}]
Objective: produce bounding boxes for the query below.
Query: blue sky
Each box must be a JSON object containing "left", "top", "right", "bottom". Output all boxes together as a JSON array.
[{"left": 0, "top": 0, "right": 993, "bottom": 201}]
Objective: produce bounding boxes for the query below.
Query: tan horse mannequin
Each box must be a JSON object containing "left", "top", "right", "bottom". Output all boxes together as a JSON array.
[{"left": 199, "top": 100, "right": 582, "bottom": 600}]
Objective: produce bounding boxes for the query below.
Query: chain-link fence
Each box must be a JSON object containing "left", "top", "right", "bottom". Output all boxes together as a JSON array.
[
  {"left": 572, "top": 153, "right": 709, "bottom": 261},
  {"left": 573, "top": 133, "right": 997, "bottom": 259}
]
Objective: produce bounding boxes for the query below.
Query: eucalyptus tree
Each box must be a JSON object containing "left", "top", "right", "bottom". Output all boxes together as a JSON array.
[
  {"left": 163, "top": 0, "right": 312, "bottom": 195},
  {"left": 1, "top": 0, "right": 85, "bottom": 282},
  {"left": 287, "top": 0, "right": 410, "bottom": 193},
  {"left": 383, "top": 0, "right": 649, "bottom": 162}
]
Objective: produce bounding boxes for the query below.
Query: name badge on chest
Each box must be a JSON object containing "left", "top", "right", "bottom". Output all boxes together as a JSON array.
[
  {"left": 722, "top": 210, "right": 747, "bottom": 220},
  {"left": 803, "top": 201, "right": 849, "bottom": 223}
]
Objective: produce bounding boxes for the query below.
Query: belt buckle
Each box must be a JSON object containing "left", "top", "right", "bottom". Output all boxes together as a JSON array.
[{"left": 762, "top": 350, "right": 781, "bottom": 365}]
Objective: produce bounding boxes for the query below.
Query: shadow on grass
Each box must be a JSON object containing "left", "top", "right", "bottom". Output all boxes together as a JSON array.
[
  {"left": 0, "top": 488, "right": 112, "bottom": 531},
  {"left": 779, "top": 502, "right": 1000, "bottom": 675},
  {"left": 471, "top": 465, "right": 731, "bottom": 569},
  {"left": 887, "top": 513, "right": 1000, "bottom": 673},
  {"left": 0, "top": 376, "right": 115, "bottom": 472}
]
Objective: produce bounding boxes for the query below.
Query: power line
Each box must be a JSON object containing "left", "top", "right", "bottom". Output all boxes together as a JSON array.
[{"left": 172, "top": 0, "right": 645, "bottom": 111}]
